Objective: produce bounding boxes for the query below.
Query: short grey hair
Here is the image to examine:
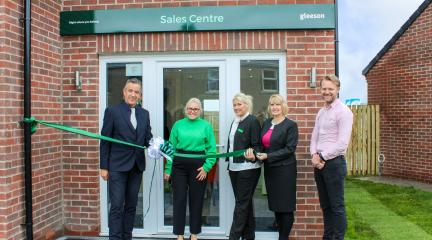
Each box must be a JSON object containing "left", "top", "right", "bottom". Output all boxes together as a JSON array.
[
  {"left": 123, "top": 78, "right": 142, "bottom": 93},
  {"left": 232, "top": 92, "right": 253, "bottom": 113}
]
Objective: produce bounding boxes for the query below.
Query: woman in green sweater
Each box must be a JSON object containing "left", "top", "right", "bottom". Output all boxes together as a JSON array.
[{"left": 164, "top": 98, "right": 217, "bottom": 240}]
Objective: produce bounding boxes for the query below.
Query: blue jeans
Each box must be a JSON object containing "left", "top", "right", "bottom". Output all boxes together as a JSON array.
[{"left": 314, "top": 156, "right": 347, "bottom": 240}]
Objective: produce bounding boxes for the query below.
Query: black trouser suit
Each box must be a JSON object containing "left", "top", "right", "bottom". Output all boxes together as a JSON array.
[{"left": 228, "top": 168, "right": 261, "bottom": 240}]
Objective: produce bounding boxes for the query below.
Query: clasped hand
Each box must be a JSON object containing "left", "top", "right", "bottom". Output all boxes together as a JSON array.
[
  {"left": 312, "top": 153, "right": 325, "bottom": 169},
  {"left": 244, "top": 148, "right": 268, "bottom": 161}
]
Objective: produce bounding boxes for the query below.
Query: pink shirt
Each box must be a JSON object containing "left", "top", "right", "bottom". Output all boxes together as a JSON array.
[
  {"left": 262, "top": 128, "right": 273, "bottom": 149},
  {"left": 310, "top": 99, "right": 353, "bottom": 160}
]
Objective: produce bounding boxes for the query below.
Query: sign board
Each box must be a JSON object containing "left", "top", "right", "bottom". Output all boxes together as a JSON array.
[{"left": 60, "top": 4, "right": 335, "bottom": 35}]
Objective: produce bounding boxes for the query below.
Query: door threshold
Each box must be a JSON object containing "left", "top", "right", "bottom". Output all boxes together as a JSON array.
[{"left": 57, "top": 236, "right": 228, "bottom": 240}]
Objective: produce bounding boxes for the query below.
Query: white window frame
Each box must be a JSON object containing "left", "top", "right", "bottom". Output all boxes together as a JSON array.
[
  {"left": 99, "top": 52, "right": 286, "bottom": 239},
  {"left": 261, "top": 68, "right": 279, "bottom": 92}
]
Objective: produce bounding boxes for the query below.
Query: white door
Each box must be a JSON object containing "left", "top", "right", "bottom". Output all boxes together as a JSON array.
[
  {"left": 146, "top": 60, "right": 231, "bottom": 237},
  {"left": 100, "top": 54, "right": 285, "bottom": 239}
]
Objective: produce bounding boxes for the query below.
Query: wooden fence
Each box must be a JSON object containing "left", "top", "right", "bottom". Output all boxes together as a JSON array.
[{"left": 346, "top": 105, "right": 380, "bottom": 176}]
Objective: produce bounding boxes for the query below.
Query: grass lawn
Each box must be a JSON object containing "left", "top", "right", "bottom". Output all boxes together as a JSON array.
[{"left": 345, "top": 178, "right": 432, "bottom": 240}]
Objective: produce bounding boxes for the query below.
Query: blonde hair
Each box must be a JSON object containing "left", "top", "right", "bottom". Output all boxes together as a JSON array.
[
  {"left": 267, "top": 94, "right": 288, "bottom": 117},
  {"left": 232, "top": 93, "right": 253, "bottom": 113},
  {"left": 184, "top": 98, "right": 203, "bottom": 115},
  {"left": 321, "top": 75, "right": 340, "bottom": 88}
]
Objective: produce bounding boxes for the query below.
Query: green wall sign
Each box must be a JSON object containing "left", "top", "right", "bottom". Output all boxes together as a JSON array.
[{"left": 60, "top": 4, "right": 335, "bottom": 36}]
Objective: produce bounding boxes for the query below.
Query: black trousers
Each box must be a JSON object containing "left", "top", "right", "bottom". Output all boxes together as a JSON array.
[
  {"left": 172, "top": 151, "right": 207, "bottom": 235},
  {"left": 108, "top": 164, "right": 143, "bottom": 240},
  {"left": 228, "top": 168, "right": 261, "bottom": 240},
  {"left": 275, "top": 212, "right": 294, "bottom": 240},
  {"left": 314, "top": 156, "right": 347, "bottom": 240}
]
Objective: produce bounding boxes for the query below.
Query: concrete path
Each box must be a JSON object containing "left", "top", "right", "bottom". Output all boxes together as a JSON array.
[{"left": 358, "top": 176, "right": 432, "bottom": 192}]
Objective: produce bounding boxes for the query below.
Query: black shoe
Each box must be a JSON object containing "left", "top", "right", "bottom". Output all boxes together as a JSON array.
[
  {"left": 267, "top": 220, "right": 278, "bottom": 230},
  {"left": 241, "top": 237, "right": 254, "bottom": 240}
]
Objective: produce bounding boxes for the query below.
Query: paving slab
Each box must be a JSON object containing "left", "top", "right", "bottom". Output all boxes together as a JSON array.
[{"left": 358, "top": 176, "right": 432, "bottom": 192}]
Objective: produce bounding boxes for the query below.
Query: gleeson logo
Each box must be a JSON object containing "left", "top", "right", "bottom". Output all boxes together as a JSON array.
[{"left": 300, "top": 13, "right": 326, "bottom": 20}]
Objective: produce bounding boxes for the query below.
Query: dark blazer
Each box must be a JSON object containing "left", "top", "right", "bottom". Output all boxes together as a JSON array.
[
  {"left": 261, "top": 118, "right": 298, "bottom": 167},
  {"left": 100, "top": 102, "right": 152, "bottom": 172},
  {"left": 226, "top": 114, "right": 263, "bottom": 163},
  {"left": 261, "top": 117, "right": 298, "bottom": 212}
]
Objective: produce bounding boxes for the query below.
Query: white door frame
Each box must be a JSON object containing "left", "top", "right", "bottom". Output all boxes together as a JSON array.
[
  {"left": 99, "top": 52, "right": 286, "bottom": 239},
  {"left": 152, "top": 60, "right": 228, "bottom": 236}
]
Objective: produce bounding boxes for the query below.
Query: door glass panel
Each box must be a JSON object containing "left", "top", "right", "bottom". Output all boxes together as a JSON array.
[
  {"left": 163, "top": 67, "right": 220, "bottom": 228},
  {"left": 106, "top": 62, "right": 144, "bottom": 228},
  {"left": 240, "top": 60, "right": 279, "bottom": 232}
]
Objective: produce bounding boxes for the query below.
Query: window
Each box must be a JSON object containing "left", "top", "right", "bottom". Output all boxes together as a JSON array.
[
  {"left": 207, "top": 68, "right": 219, "bottom": 92},
  {"left": 261, "top": 69, "right": 278, "bottom": 92},
  {"left": 107, "top": 62, "right": 142, "bottom": 106},
  {"left": 105, "top": 62, "right": 143, "bottom": 228},
  {"left": 240, "top": 60, "right": 279, "bottom": 123},
  {"left": 240, "top": 59, "right": 280, "bottom": 232}
]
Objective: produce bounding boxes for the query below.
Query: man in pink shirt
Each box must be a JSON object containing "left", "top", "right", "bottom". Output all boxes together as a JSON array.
[{"left": 310, "top": 75, "right": 353, "bottom": 240}]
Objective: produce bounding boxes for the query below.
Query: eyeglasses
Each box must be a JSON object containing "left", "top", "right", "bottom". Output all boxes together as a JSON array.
[{"left": 187, "top": 107, "right": 200, "bottom": 112}]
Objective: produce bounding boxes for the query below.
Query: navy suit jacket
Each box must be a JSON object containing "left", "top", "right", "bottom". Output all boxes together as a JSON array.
[{"left": 100, "top": 102, "right": 152, "bottom": 172}]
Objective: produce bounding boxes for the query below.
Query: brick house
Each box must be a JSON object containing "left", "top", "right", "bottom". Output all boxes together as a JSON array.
[
  {"left": 1, "top": 0, "right": 337, "bottom": 239},
  {"left": 363, "top": 0, "right": 432, "bottom": 183}
]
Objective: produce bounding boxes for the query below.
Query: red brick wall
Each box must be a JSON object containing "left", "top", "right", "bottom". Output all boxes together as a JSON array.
[
  {"left": 366, "top": 4, "right": 432, "bottom": 183},
  {"left": 62, "top": 1, "right": 335, "bottom": 239},
  {"left": 1, "top": 0, "right": 335, "bottom": 239},
  {"left": 62, "top": 33, "right": 101, "bottom": 236},
  {"left": 0, "top": 0, "right": 63, "bottom": 239}
]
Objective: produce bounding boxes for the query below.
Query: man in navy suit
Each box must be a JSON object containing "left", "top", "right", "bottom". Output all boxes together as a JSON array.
[{"left": 100, "top": 78, "right": 153, "bottom": 240}]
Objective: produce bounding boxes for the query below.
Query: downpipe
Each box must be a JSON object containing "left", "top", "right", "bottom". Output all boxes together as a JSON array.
[{"left": 23, "top": 0, "right": 34, "bottom": 239}]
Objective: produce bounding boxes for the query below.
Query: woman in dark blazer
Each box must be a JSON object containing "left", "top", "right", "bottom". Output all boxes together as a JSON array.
[
  {"left": 226, "top": 93, "right": 263, "bottom": 240},
  {"left": 255, "top": 94, "right": 298, "bottom": 240}
]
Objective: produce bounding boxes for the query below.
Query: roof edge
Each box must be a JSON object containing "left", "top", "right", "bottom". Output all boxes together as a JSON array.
[{"left": 362, "top": 0, "right": 432, "bottom": 76}]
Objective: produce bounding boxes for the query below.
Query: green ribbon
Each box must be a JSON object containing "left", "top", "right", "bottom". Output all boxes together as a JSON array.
[
  {"left": 23, "top": 117, "right": 145, "bottom": 149},
  {"left": 22, "top": 117, "right": 246, "bottom": 159},
  {"left": 174, "top": 149, "right": 245, "bottom": 159}
]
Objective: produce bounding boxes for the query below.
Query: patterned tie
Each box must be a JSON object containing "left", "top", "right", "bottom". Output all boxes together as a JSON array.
[{"left": 130, "top": 108, "right": 137, "bottom": 129}]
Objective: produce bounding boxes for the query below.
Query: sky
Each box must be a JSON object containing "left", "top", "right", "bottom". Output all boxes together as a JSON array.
[{"left": 338, "top": 0, "right": 425, "bottom": 104}]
